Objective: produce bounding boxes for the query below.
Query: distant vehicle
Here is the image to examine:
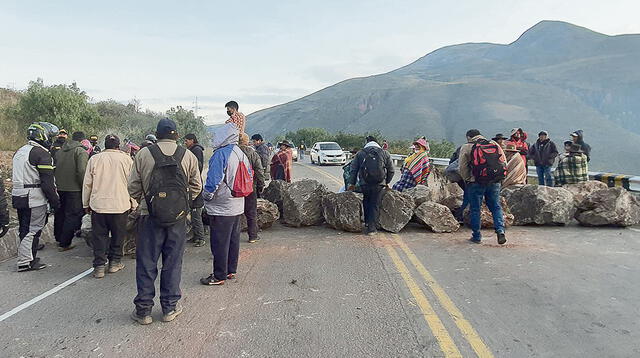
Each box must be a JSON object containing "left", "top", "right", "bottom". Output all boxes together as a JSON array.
[{"left": 310, "top": 142, "right": 346, "bottom": 165}]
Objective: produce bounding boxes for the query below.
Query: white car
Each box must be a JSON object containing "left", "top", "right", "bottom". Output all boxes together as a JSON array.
[{"left": 310, "top": 142, "right": 346, "bottom": 165}]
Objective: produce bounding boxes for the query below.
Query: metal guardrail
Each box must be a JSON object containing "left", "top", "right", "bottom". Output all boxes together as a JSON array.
[{"left": 388, "top": 154, "right": 640, "bottom": 192}]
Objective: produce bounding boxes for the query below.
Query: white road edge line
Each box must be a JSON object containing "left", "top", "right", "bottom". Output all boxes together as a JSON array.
[
  {"left": 629, "top": 228, "right": 640, "bottom": 233},
  {"left": 0, "top": 267, "right": 93, "bottom": 322}
]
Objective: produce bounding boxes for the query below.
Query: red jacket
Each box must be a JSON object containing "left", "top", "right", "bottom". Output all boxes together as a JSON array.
[{"left": 509, "top": 131, "right": 529, "bottom": 165}]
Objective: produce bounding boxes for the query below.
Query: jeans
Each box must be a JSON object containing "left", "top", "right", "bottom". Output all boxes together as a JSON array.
[
  {"left": 209, "top": 215, "right": 241, "bottom": 281},
  {"left": 361, "top": 184, "right": 383, "bottom": 232},
  {"left": 244, "top": 192, "right": 258, "bottom": 240},
  {"left": 91, "top": 212, "right": 127, "bottom": 267},
  {"left": 134, "top": 216, "right": 186, "bottom": 315},
  {"left": 54, "top": 191, "right": 84, "bottom": 248},
  {"left": 536, "top": 165, "right": 553, "bottom": 186},
  {"left": 468, "top": 182, "right": 505, "bottom": 240}
]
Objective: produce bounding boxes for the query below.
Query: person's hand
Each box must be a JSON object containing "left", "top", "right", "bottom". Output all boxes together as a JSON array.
[
  {"left": 202, "top": 191, "right": 214, "bottom": 202},
  {"left": 0, "top": 225, "right": 8, "bottom": 239},
  {"left": 347, "top": 185, "right": 356, "bottom": 191},
  {"left": 84, "top": 208, "right": 91, "bottom": 215}
]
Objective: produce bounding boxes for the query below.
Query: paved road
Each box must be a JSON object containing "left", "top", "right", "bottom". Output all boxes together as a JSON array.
[{"left": 1, "top": 157, "right": 639, "bottom": 357}]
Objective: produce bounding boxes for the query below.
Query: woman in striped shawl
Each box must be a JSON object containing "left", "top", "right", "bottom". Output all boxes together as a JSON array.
[{"left": 392, "top": 138, "right": 431, "bottom": 192}]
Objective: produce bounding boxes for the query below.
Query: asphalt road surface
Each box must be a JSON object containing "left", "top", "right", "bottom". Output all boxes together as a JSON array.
[{"left": 1, "top": 157, "right": 639, "bottom": 357}]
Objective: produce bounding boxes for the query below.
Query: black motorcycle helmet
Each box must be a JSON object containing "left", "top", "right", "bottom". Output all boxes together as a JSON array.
[{"left": 27, "top": 122, "right": 59, "bottom": 149}]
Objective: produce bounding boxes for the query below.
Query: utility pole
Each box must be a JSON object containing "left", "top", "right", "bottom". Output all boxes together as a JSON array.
[{"left": 193, "top": 96, "right": 200, "bottom": 117}]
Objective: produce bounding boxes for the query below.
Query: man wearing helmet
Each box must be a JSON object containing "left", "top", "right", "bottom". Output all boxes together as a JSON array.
[{"left": 12, "top": 122, "right": 61, "bottom": 272}]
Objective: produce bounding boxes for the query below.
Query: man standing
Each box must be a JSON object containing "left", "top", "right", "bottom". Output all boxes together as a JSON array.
[
  {"left": 88, "top": 135, "right": 102, "bottom": 157},
  {"left": 225, "top": 101, "right": 246, "bottom": 133},
  {"left": 298, "top": 142, "right": 306, "bottom": 161},
  {"left": 239, "top": 133, "right": 265, "bottom": 243},
  {"left": 12, "top": 122, "right": 60, "bottom": 271},
  {"left": 251, "top": 134, "right": 271, "bottom": 182},
  {"left": 184, "top": 133, "right": 206, "bottom": 247},
  {"left": 459, "top": 129, "right": 507, "bottom": 245},
  {"left": 83, "top": 135, "right": 133, "bottom": 279},
  {"left": 348, "top": 136, "right": 394, "bottom": 235},
  {"left": 200, "top": 124, "right": 251, "bottom": 286},
  {"left": 128, "top": 118, "right": 202, "bottom": 324},
  {"left": 570, "top": 130, "right": 591, "bottom": 161},
  {"left": 528, "top": 131, "right": 559, "bottom": 186},
  {"left": 50, "top": 129, "right": 68, "bottom": 160},
  {"left": 54, "top": 131, "right": 89, "bottom": 251},
  {"left": 554, "top": 144, "right": 589, "bottom": 186}
]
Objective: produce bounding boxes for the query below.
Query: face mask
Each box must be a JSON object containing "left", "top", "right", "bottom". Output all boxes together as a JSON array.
[{"left": 227, "top": 110, "right": 233, "bottom": 116}]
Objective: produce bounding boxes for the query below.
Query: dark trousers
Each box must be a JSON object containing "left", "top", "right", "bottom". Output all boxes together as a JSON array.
[
  {"left": 54, "top": 191, "right": 83, "bottom": 247},
  {"left": 190, "top": 207, "right": 205, "bottom": 241},
  {"left": 244, "top": 192, "right": 258, "bottom": 240},
  {"left": 361, "top": 184, "right": 383, "bottom": 231},
  {"left": 209, "top": 215, "right": 241, "bottom": 281},
  {"left": 134, "top": 216, "right": 186, "bottom": 315},
  {"left": 91, "top": 212, "right": 128, "bottom": 267}
]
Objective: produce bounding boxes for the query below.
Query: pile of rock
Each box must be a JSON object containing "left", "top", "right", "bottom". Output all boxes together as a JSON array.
[
  {"left": 575, "top": 187, "right": 640, "bottom": 227},
  {"left": 463, "top": 197, "right": 515, "bottom": 228},
  {"left": 501, "top": 185, "right": 575, "bottom": 226},
  {"left": 322, "top": 191, "right": 363, "bottom": 233},
  {"left": 281, "top": 179, "right": 328, "bottom": 227},
  {"left": 240, "top": 199, "right": 280, "bottom": 231}
]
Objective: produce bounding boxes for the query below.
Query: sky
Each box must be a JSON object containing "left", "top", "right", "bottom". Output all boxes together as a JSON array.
[{"left": 1, "top": 0, "right": 639, "bottom": 124}]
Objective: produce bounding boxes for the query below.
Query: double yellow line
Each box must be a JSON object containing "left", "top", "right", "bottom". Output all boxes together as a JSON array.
[
  {"left": 385, "top": 233, "right": 494, "bottom": 358},
  {"left": 301, "top": 163, "right": 493, "bottom": 357}
]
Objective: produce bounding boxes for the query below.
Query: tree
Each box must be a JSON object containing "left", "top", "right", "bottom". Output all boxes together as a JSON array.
[
  {"left": 284, "top": 128, "right": 333, "bottom": 147},
  {"left": 166, "top": 106, "right": 210, "bottom": 143},
  {"left": 10, "top": 79, "right": 102, "bottom": 132}
]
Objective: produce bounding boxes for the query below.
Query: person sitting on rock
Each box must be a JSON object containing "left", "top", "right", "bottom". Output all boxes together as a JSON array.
[
  {"left": 502, "top": 143, "right": 528, "bottom": 189},
  {"left": 392, "top": 138, "right": 431, "bottom": 192},
  {"left": 554, "top": 143, "right": 589, "bottom": 186}
]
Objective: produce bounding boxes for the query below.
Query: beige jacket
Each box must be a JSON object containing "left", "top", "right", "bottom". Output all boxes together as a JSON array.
[
  {"left": 128, "top": 140, "right": 202, "bottom": 215},
  {"left": 459, "top": 135, "right": 507, "bottom": 183},
  {"left": 83, "top": 149, "right": 135, "bottom": 214}
]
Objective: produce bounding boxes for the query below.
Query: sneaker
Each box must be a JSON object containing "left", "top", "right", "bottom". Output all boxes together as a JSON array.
[
  {"left": 130, "top": 309, "right": 153, "bottom": 325},
  {"left": 200, "top": 274, "right": 225, "bottom": 286},
  {"left": 93, "top": 265, "right": 106, "bottom": 279},
  {"left": 497, "top": 232, "right": 507, "bottom": 245},
  {"left": 58, "top": 245, "right": 76, "bottom": 252},
  {"left": 108, "top": 262, "right": 125, "bottom": 273},
  {"left": 193, "top": 239, "right": 206, "bottom": 247},
  {"left": 162, "top": 304, "right": 183, "bottom": 322},
  {"left": 365, "top": 229, "right": 378, "bottom": 236},
  {"left": 469, "top": 238, "right": 482, "bottom": 244},
  {"left": 227, "top": 273, "right": 236, "bottom": 280},
  {"left": 248, "top": 236, "right": 261, "bottom": 243},
  {"left": 17, "top": 258, "right": 47, "bottom": 272}
]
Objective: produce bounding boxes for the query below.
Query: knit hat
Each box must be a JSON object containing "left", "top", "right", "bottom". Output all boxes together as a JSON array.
[
  {"left": 569, "top": 143, "right": 583, "bottom": 153},
  {"left": 538, "top": 131, "right": 548, "bottom": 136}
]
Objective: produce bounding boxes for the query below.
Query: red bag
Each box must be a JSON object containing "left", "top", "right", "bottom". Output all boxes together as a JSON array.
[{"left": 225, "top": 150, "right": 254, "bottom": 197}]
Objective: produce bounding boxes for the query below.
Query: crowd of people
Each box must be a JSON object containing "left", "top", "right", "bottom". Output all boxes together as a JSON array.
[{"left": 1, "top": 107, "right": 593, "bottom": 323}]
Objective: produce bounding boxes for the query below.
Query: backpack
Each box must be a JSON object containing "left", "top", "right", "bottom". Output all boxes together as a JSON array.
[
  {"left": 470, "top": 139, "right": 506, "bottom": 184},
  {"left": 360, "top": 147, "right": 386, "bottom": 185},
  {"left": 145, "top": 145, "right": 190, "bottom": 227},
  {"left": 224, "top": 149, "right": 254, "bottom": 197}
]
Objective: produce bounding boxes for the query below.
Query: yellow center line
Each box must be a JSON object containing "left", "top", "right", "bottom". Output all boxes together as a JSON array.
[
  {"left": 384, "top": 238, "right": 463, "bottom": 358},
  {"left": 294, "top": 162, "right": 344, "bottom": 187},
  {"left": 391, "top": 234, "right": 495, "bottom": 358}
]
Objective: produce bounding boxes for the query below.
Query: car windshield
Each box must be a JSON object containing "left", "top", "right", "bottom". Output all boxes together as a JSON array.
[{"left": 319, "top": 143, "right": 341, "bottom": 150}]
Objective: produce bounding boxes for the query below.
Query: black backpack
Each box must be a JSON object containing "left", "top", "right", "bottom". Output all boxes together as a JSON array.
[
  {"left": 360, "top": 147, "right": 387, "bottom": 185},
  {"left": 470, "top": 139, "right": 506, "bottom": 184},
  {"left": 145, "top": 145, "right": 190, "bottom": 227}
]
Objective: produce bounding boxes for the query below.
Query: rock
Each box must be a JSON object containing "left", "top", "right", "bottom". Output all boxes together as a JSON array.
[
  {"left": 262, "top": 180, "right": 290, "bottom": 214},
  {"left": 563, "top": 181, "right": 608, "bottom": 206},
  {"left": 464, "top": 196, "right": 514, "bottom": 228},
  {"left": 414, "top": 202, "right": 460, "bottom": 233},
  {"left": 503, "top": 185, "right": 576, "bottom": 225},
  {"left": 575, "top": 187, "right": 640, "bottom": 227},
  {"left": 282, "top": 179, "right": 327, "bottom": 227},
  {"left": 439, "top": 195, "right": 463, "bottom": 213},
  {"left": 241, "top": 199, "right": 281, "bottom": 231},
  {"left": 403, "top": 185, "right": 432, "bottom": 208},
  {"left": 426, "top": 167, "right": 450, "bottom": 202},
  {"left": 379, "top": 189, "right": 414, "bottom": 233},
  {"left": 322, "top": 191, "right": 363, "bottom": 233}
]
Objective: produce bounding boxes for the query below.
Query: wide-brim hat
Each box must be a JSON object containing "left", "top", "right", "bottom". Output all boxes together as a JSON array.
[
  {"left": 278, "top": 140, "right": 293, "bottom": 148},
  {"left": 492, "top": 133, "right": 508, "bottom": 141},
  {"left": 569, "top": 143, "right": 583, "bottom": 153},
  {"left": 413, "top": 138, "right": 429, "bottom": 150},
  {"left": 510, "top": 128, "right": 523, "bottom": 136}
]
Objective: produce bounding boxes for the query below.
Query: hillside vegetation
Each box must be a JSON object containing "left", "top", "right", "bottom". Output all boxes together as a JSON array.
[{"left": 247, "top": 21, "right": 640, "bottom": 174}]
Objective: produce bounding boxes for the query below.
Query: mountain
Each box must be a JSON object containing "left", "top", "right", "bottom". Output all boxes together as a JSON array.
[{"left": 246, "top": 21, "right": 640, "bottom": 174}]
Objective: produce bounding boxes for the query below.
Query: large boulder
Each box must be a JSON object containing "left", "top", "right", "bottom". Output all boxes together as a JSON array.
[
  {"left": 426, "top": 167, "right": 455, "bottom": 203},
  {"left": 563, "top": 181, "right": 608, "bottom": 206},
  {"left": 503, "top": 185, "right": 576, "bottom": 225},
  {"left": 464, "top": 196, "right": 514, "bottom": 228},
  {"left": 241, "top": 199, "right": 281, "bottom": 231},
  {"left": 262, "top": 180, "right": 290, "bottom": 213},
  {"left": 322, "top": 191, "right": 363, "bottom": 233},
  {"left": 282, "top": 179, "right": 327, "bottom": 227},
  {"left": 403, "top": 185, "right": 432, "bottom": 208},
  {"left": 575, "top": 187, "right": 640, "bottom": 227},
  {"left": 414, "top": 202, "right": 460, "bottom": 233},
  {"left": 439, "top": 195, "right": 463, "bottom": 213},
  {"left": 379, "top": 189, "right": 414, "bottom": 233}
]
